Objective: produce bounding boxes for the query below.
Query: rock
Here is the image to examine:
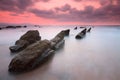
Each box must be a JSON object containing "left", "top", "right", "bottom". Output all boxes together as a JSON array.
[
  {"left": 6, "top": 26, "right": 16, "bottom": 29},
  {"left": 0, "top": 27, "right": 2, "bottom": 30},
  {"left": 24, "top": 26, "right": 27, "bottom": 28},
  {"left": 74, "top": 27, "right": 77, "bottom": 30},
  {"left": 63, "top": 29, "right": 70, "bottom": 36},
  {"left": 80, "top": 27, "right": 85, "bottom": 28},
  {"left": 50, "top": 29, "right": 70, "bottom": 49},
  {"left": 16, "top": 26, "right": 22, "bottom": 28},
  {"left": 87, "top": 27, "right": 91, "bottom": 32},
  {"left": 9, "top": 40, "right": 54, "bottom": 72},
  {"left": 9, "top": 30, "right": 41, "bottom": 52},
  {"left": 75, "top": 28, "right": 87, "bottom": 39}
]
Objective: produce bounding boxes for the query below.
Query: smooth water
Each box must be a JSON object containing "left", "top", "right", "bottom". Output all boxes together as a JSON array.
[{"left": 0, "top": 26, "right": 120, "bottom": 80}]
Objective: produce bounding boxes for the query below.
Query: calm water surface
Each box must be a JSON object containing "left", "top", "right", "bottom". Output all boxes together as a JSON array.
[{"left": 0, "top": 26, "right": 120, "bottom": 80}]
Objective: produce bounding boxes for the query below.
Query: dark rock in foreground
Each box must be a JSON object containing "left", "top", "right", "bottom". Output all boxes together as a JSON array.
[
  {"left": 50, "top": 29, "right": 70, "bottom": 49},
  {"left": 9, "top": 30, "right": 41, "bottom": 52},
  {"left": 9, "top": 40, "right": 54, "bottom": 72},
  {"left": 8, "top": 29, "right": 69, "bottom": 72},
  {"left": 75, "top": 28, "right": 87, "bottom": 39}
]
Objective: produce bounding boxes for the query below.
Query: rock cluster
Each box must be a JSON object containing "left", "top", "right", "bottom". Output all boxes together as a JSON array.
[{"left": 8, "top": 29, "right": 70, "bottom": 72}]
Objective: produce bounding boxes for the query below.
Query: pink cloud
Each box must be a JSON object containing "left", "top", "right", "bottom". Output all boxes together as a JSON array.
[{"left": 0, "top": 0, "right": 120, "bottom": 25}]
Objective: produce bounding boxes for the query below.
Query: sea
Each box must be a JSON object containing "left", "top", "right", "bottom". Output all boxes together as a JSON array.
[{"left": 0, "top": 25, "right": 120, "bottom": 80}]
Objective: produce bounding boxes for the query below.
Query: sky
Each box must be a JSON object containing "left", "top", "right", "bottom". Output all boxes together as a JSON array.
[{"left": 0, "top": 0, "right": 120, "bottom": 25}]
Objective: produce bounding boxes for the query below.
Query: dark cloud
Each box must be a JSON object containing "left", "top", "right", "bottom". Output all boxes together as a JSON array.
[
  {"left": 55, "top": 4, "right": 71, "bottom": 12},
  {"left": 0, "top": 0, "right": 120, "bottom": 23},
  {"left": 29, "top": 9, "right": 55, "bottom": 18},
  {"left": 0, "top": 0, "right": 33, "bottom": 13},
  {"left": 29, "top": 1, "right": 120, "bottom": 23},
  {"left": 0, "top": 0, "right": 50, "bottom": 13}
]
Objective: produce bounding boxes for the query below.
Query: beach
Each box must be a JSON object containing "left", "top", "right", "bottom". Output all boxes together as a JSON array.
[{"left": 0, "top": 25, "right": 120, "bottom": 80}]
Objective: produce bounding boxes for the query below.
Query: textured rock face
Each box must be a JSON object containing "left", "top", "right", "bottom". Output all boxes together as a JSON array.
[
  {"left": 9, "top": 30, "right": 41, "bottom": 52},
  {"left": 75, "top": 28, "right": 87, "bottom": 39},
  {"left": 8, "top": 40, "right": 54, "bottom": 72},
  {"left": 50, "top": 29, "right": 70, "bottom": 49}
]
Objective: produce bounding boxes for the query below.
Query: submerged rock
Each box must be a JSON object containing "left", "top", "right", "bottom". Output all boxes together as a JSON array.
[
  {"left": 9, "top": 30, "right": 41, "bottom": 52},
  {"left": 50, "top": 29, "right": 70, "bottom": 49},
  {"left": 75, "top": 28, "right": 87, "bottom": 39},
  {"left": 9, "top": 40, "right": 54, "bottom": 72}
]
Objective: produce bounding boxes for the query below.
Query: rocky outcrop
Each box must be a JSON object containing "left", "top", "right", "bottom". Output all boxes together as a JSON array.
[
  {"left": 9, "top": 40, "right": 54, "bottom": 72},
  {"left": 9, "top": 30, "right": 41, "bottom": 52},
  {"left": 75, "top": 28, "right": 87, "bottom": 39},
  {"left": 8, "top": 29, "right": 69, "bottom": 72},
  {"left": 50, "top": 29, "right": 70, "bottom": 49}
]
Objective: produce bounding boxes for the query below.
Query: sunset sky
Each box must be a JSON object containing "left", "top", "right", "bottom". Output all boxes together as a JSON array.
[{"left": 0, "top": 0, "right": 120, "bottom": 25}]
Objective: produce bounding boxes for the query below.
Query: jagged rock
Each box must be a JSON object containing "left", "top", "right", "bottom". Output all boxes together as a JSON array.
[
  {"left": 9, "top": 30, "right": 41, "bottom": 52},
  {"left": 50, "top": 29, "right": 70, "bottom": 49},
  {"left": 9, "top": 40, "right": 54, "bottom": 72},
  {"left": 75, "top": 28, "right": 87, "bottom": 39}
]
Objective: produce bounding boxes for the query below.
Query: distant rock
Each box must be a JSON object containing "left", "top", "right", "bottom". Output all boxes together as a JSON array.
[
  {"left": 74, "top": 27, "right": 77, "bottom": 30},
  {"left": 75, "top": 28, "right": 87, "bottom": 39},
  {"left": 9, "top": 30, "right": 41, "bottom": 52},
  {"left": 24, "top": 26, "right": 27, "bottom": 28},
  {"left": 6, "top": 26, "right": 16, "bottom": 29},
  {"left": 87, "top": 27, "right": 91, "bottom": 32},
  {"left": 80, "top": 27, "right": 85, "bottom": 28},
  {"left": 50, "top": 29, "right": 70, "bottom": 50},
  {"left": 0, "top": 27, "right": 2, "bottom": 30},
  {"left": 9, "top": 40, "right": 54, "bottom": 72}
]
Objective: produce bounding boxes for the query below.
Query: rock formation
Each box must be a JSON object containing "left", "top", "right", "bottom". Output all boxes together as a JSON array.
[
  {"left": 8, "top": 29, "right": 70, "bottom": 72},
  {"left": 9, "top": 40, "right": 54, "bottom": 72}
]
